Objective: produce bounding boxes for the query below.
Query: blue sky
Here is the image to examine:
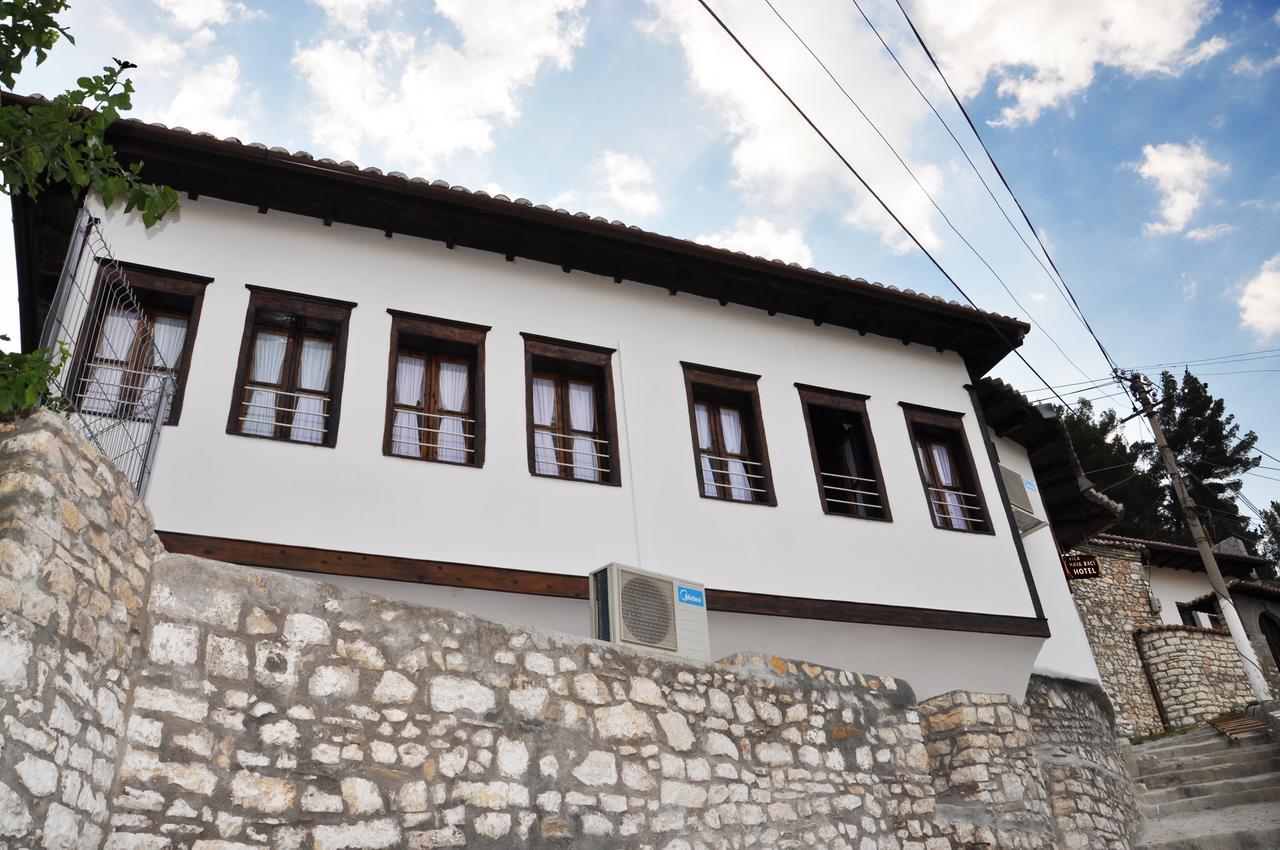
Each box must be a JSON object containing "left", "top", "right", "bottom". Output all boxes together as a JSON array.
[{"left": 3, "top": 0, "right": 1279, "bottom": 522}]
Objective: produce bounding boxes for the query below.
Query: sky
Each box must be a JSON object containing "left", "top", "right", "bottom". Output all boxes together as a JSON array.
[{"left": 2, "top": 0, "right": 1279, "bottom": 526}]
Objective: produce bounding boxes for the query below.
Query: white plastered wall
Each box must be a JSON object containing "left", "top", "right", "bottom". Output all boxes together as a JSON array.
[
  {"left": 1148, "top": 566, "right": 1216, "bottom": 626},
  {"left": 90, "top": 197, "right": 1055, "bottom": 697}
]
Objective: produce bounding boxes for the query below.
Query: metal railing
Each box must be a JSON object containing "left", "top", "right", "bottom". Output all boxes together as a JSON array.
[
  {"left": 927, "top": 485, "right": 985, "bottom": 529},
  {"left": 700, "top": 453, "right": 767, "bottom": 498},
  {"left": 820, "top": 471, "right": 884, "bottom": 511},
  {"left": 536, "top": 429, "right": 610, "bottom": 478},
  {"left": 38, "top": 210, "right": 176, "bottom": 497},
  {"left": 391, "top": 408, "right": 476, "bottom": 459}
]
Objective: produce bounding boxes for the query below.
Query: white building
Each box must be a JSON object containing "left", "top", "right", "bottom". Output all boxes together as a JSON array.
[{"left": 11, "top": 114, "right": 1123, "bottom": 701}]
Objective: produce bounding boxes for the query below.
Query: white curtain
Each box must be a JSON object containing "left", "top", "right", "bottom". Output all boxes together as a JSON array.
[
  {"left": 392, "top": 354, "right": 426, "bottom": 457},
  {"left": 568, "top": 381, "right": 599, "bottom": 481},
  {"left": 436, "top": 361, "right": 469, "bottom": 464},
  {"left": 532, "top": 377, "right": 557, "bottom": 474},
  {"left": 140, "top": 316, "right": 187, "bottom": 421},
  {"left": 241, "top": 331, "right": 288, "bottom": 436},
  {"left": 695, "top": 403, "right": 716, "bottom": 497},
  {"left": 841, "top": 427, "right": 867, "bottom": 515},
  {"left": 930, "top": 442, "right": 968, "bottom": 530},
  {"left": 291, "top": 338, "right": 333, "bottom": 443},
  {"left": 81, "top": 307, "right": 139, "bottom": 414},
  {"left": 719, "top": 407, "right": 752, "bottom": 501}
]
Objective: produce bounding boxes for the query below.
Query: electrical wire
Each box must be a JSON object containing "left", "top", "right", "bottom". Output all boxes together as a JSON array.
[
  {"left": 758, "top": 0, "right": 1094, "bottom": 382},
  {"left": 693, "top": 0, "right": 1077, "bottom": 410}
]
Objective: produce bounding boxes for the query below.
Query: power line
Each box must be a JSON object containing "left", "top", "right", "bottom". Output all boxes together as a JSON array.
[
  {"left": 692, "top": 0, "right": 1076, "bottom": 410},
  {"left": 758, "top": 0, "right": 1094, "bottom": 382},
  {"left": 887, "top": 0, "right": 1128, "bottom": 394},
  {"left": 839, "top": 0, "right": 1091, "bottom": 335}
]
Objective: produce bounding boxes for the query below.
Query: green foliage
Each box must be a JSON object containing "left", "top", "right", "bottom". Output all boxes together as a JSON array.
[
  {"left": 0, "top": 334, "right": 69, "bottom": 418},
  {"left": 1257, "top": 502, "right": 1280, "bottom": 581},
  {"left": 1062, "top": 370, "right": 1262, "bottom": 550},
  {"left": 0, "top": 0, "right": 178, "bottom": 226}
]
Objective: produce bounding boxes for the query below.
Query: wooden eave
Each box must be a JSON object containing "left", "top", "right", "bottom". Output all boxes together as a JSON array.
[{"left": 8, "top": 94, "right": 1029, "bottom": 376}]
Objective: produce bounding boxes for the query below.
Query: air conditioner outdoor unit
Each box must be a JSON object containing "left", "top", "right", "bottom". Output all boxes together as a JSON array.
[
  {"left": 589, "top": 563, "right": 710, "bottom": 662},
  {"left": 999, "top": 464, "right": 1049, "bottom": 536}
]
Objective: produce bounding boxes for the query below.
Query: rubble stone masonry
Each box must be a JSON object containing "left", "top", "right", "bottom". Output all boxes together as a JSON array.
[
  {"left": 1064, "top": 543, "right": 1164, "bottom": 737},
  {"left": 1135, "top": 625, "right": 1253, "bottom": 729},
  {"left": 1, "top": 410, "right": 1140, "bottom": 849}
]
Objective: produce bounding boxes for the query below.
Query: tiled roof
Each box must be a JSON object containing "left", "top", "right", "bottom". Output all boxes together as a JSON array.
[{"left": 68, "top": 95, "right": 1021, "bottom": 330}]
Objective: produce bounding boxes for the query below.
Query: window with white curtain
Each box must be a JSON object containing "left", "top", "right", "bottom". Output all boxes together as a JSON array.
[
  {"left": 73, "top": 263, "right": 207, "bottom": 425},
  {"left": 231, "top": 287, "right": 353, "bottom": 447},
  {"left": 384, "top": 311, "right": 487, "bottom": 466},
  {"left": 523, "top": 334, "right": 618, "bottom": 485},
  {"left": 798, "top": 386, "right": 890, "bottom": 520},
  {"left": 682, "top": 363, "right": 774, "bottom": 505},
  {"left": 903, "top": 405, "right": 988, "bottom": 533}
]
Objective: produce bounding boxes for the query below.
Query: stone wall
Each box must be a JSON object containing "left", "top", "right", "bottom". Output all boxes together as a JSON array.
[
  {"left": 1024, "top": 676, "right": 1138, "bottom": 850},
  {"left": 919, "top": 691, "right": 1055, "bottom": 850},
  {"left": 0, "top": 411, "right": 163, "bottom": 848},
  {"left": 1065, "top": 543, "right": 1164, "bottom": 736},
  {"left": 1136, "top": 625, "right": 1254, "bottom": 729},
  {"left": 108, "top": 553, "right": 949, "bottom": 849},
  {"left": 0, "top": 410, "right": 1142, "bottom": 850}
]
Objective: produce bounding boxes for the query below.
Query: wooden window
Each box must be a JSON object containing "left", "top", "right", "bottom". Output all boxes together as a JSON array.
[
  {"left": 384, "top": 310, "right": 488, "bottom": 466},
  {"left": 522, "top": 333, "right": 620, "bottom": 485},
  {"left": 681, "top": 363, "right": 775, "bottom": 505},
  {"left": 902, "top": 403, "right": 992, "bottom": 533},
  {"left": 70, "top": 262, "right": 209, "bottom": 425},
  {"left": 227, "top": 286, "right": 354, "bottom": 448},
  {"left": 797, "top": 384, "right": 890, "bottom": 520}
]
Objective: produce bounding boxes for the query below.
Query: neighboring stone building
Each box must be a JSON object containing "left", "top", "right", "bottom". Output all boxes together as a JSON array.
[
  {"left": 1067, "top": 534, "right": 1278, "bottom": 736},
  {"left": 2, "top": 406, "right": 1141, "bottom": 848}
]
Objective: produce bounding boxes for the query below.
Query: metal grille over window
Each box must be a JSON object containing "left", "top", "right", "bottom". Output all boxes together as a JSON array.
[
  {"left": 36, "top": 210, "right": 184, "bottom": 497},
  {"left": 390, "top": 355, "right": 475, "bottom": 463},
  {"left": 917, "top": 440, "right": 986, "bottom": 531},
  {"left": 695, "top": 402, "right": 766, "bottom": 502}
]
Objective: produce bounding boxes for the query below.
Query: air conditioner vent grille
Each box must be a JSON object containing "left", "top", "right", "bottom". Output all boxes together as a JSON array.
[{"left": 619, "top": 572, "right": 676, "bottom": 650}]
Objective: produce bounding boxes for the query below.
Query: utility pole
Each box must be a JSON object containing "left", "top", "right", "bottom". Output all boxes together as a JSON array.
[{"left": 1126, "top": 371, "right": 1272, "bottom": 702}]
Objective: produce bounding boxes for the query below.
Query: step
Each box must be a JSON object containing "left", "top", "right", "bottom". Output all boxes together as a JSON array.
[
  {"left": 1139, "top": 769, "right": 1280, "bottom": 805},
  {"left": 1136, "top": 800, "right": 1280, "bottom": 849},
  {"left": 1140, "top": 783, "right": 1280, "bottom": 818},
  {"left": 1135, "top": 734, "right": 1275, "bottom": 765},
  {"left": 1137, "top": 754, "right": 1280, "bottom": 789},
  {"left": 1136, "top": 743, "right": 1280, "bottom": 778}
]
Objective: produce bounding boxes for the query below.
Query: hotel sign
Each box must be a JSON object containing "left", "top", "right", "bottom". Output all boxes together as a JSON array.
[{"left": 1062, "top": 553, "right": 1101, "bottom": 581}]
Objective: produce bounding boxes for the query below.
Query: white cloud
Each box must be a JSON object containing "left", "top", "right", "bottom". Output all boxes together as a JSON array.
[
  {"left": 1232, "top": 53, "right": 1280, "bottom": 77},
  {"left": 595, "top": 151, "right": 662, "bottom": 218},
  {"left": 695, "top": 218, "right": 813, "bottom": 267},
  {"left": 1186, "top": 223, "right": 1233, "bottom": 241},
  {"left": 293, "top": 0, "right": 587, "bottom": 174},
  {"left": 641, "top": 0, "right": 943, "bottom": 257},
  {"left": 1133, "top": 141, "right": 1227, "bottom": 235},
  {"left": 152, "top": 0, "right": 256, "bottom": 31},
  {"left": 312, "top": 0, "right": 390, "bottom": 32},
  {"left": 1238, "top": 254, "right": 1280, "bottom": 340},
  {"left": 905, "top": 0, "right": 1224, "bottom": 126},
  {"left": 152, "top": 55, "right": 250, "bottom": 138}
]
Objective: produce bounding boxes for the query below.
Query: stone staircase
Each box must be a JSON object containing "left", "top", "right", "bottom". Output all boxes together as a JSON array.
[{"left": 1133, "top": 725, "right": 1280, "bottom": 849}]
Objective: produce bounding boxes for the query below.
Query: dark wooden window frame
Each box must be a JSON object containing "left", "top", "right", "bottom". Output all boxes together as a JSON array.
[
  {"left": 69, "top": 260, "right": 210, "bottom": 425},
  {"left": 797, "top": 383, "right": 891, "bottom": 521},
  {"left": 521, "top": 333, "right": 621, "bottom": 486},
  {"left": 681, "top": 362, "right": 776, "bottom": 506},
  {"left": 225, "top": 285, "right": 354, "bottom": 448},
  {"left": 901, "top": 402, "right": 993, "bottom": 535},
  {"left": 383, "top": 310, "right": 489, "bottom": 467}
]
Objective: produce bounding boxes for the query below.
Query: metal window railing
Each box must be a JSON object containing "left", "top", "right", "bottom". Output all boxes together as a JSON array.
[
  {"left": 37, "top": 210, "right": 177, "bottom": 498},
  {"left": 535, "top": 428, "right": 611, "bottom": 476},
  {"left": 393, "top": 408, "right": 477, "bottom": 458},
  {"left": 700, "top": 454, "right": 768, "bottom": 496},
  {"left": 820, "top": 471, "right": 884, "bottom": 510},
  {"left": 927, "top": 485, "right": 985, "bottom": 528}
]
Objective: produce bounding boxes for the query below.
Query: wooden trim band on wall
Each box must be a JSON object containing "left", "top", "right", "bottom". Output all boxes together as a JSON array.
[{"left": 157, "top": 531, "right": 1051, "bottom": 638}]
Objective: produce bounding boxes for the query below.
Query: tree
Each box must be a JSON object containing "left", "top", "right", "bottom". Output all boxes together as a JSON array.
[
  {"left": 1061, "top": 397, "right": 1166, "bottom": 539},
  {"left": 1151, "top": 370, "right": 1259, "bottom": 547},
  {"left": 0, "top": 0, "right": 178, "bottom": 225},
  {"left": 1258, "top": 502, "right": 1280, "bottom": 581},
  {"left": 1061, "top": 370, "right": 1260, "bottom": 549}
]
